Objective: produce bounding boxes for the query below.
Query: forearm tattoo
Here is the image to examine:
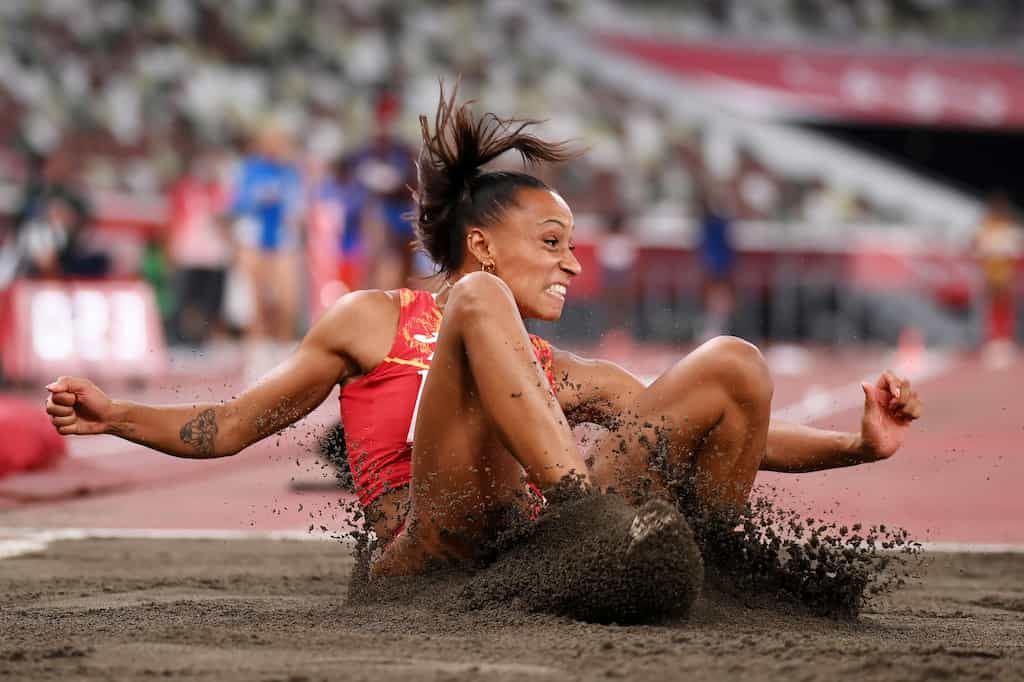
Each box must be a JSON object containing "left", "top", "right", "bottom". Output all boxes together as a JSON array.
[{"left": 179, "top": 408, "right": 218, "bottom": 456}]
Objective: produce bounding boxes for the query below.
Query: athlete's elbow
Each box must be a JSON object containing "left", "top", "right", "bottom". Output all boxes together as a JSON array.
[
  {"left": 210, "top": 408, "right": 249, "bottom": 458},
  {"left": 216, "top": 439, "right": 245, "bottom": 458},
  {"left": 221, "top": 426, "right": 256, "bottom": 458}
]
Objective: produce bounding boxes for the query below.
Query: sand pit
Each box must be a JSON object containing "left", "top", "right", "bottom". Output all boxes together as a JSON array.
[{"left": 2, "top": 537, "right": 1021, "bottom": 681}]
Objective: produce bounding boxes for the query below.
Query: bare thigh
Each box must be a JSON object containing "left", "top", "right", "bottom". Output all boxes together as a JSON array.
[
  {"left": 588, "top": 337, "right": 772, "bottom": 513},
  {"left": 404, "top": 335, "right": 537, "bottom": 554}
]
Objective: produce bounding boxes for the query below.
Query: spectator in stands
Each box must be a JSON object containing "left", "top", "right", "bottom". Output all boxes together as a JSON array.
[
  {"left": 974, "top": 192, "right": 1021, "bottom": 366},
  {"left": 13, "top": 149, "right": 108, "bottom": 279},
  {"left": 166, "top": 145, "right": 232, "bottom": 346},
  {"left": 696, "top": 182, "right": 737, "bottom": 341}
]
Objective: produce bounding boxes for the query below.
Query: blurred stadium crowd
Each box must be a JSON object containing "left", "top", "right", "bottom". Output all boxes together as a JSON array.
[
  {"left": 0, "top": 0, "right": 1019, "bottom": 360},
  {"left": 0, "top": 0, "right": 904, "bottom": 228}
]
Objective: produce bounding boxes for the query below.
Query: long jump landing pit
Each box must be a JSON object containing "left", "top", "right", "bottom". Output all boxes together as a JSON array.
[{"left": 1, "top": 532, "right": 1021, "bottom": 681}]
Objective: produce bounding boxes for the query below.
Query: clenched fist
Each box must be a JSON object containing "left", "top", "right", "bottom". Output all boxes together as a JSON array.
[
  {"left": 858, "top": 370, "right": 923, "bottom": 461},
  {"left": 45, "top": 376, "right": 114, "bottom": 436}
]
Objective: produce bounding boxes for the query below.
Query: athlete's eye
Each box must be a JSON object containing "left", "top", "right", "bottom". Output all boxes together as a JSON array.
[
  {"left": 544, "top": 238, "right": 559, "bottom": 247},
  {"left": 568, "top": 243, "right": 576, "bottom": 252}
]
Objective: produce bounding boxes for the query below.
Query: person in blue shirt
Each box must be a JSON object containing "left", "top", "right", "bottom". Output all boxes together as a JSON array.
[
  {"left": 229, "top": 123, "right": 304, "bottom": 343},
  {"left": 697, "top": 184, "right": 737, "bottom": 341},
  {"left": 348, "top": 119, "right": 416, "bottom": 289}
]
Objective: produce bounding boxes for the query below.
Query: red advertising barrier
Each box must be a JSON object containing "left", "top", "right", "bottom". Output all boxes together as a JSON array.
[{"left": 0, "top": 279, "right": 168, "bottom": 384}]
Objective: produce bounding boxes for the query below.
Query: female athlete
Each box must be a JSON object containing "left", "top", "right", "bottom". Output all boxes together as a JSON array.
[{"left": 45, "top": 87, "right": 922, "bottom": 577}]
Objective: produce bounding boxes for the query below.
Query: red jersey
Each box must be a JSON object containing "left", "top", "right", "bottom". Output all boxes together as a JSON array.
[{"left": 339, "top": 288, "right": 556, "bottom": 508}]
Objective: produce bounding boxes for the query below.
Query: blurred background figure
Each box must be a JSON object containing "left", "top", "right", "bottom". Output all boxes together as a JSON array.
[
  {"left": 347, "top": 94, "right": 417, "bottom": 291},
  {"left": 595, "top": 210, "right": 637, "bottom": 350},
  {"left": 305, "top": 155, "right": 355, "bottom": 323},
  {"left": 228, "top": 121, "right": 304, "bottom": 375},
  {"left": 13, "top": 149, "right": 108, "bottom": 280},
  {"left": 314, "top": 155, "right": 367, "bottom": 296},
  {"left": 165, "top": 144, "right": 231, "bottom": 347},
  {"left": 974, "top": 192, "right": 1021, "bottom": 367},
  {"left": 696, "top": 182, "right": 736, "bottom": 342}
]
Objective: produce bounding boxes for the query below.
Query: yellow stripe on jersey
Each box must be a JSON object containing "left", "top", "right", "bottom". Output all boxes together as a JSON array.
[{"left": 383, "top": 356, "right": 430, "bottom": 370}]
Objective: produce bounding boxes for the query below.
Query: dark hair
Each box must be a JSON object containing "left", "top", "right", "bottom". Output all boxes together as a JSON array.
[{"left": 413, "top": 82, "right": 578, "bottom": 275}]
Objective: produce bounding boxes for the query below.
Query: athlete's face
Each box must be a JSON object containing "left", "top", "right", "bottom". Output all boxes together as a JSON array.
[{"left": 483, "top": 188, "right": 582, "bottom": 322}]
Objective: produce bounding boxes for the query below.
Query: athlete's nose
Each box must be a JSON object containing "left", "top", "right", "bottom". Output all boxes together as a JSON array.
[{"left": 562, "top": 249, "right": 582, "bottom": 277}]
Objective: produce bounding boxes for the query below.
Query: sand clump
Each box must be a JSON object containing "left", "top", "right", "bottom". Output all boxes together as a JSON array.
[{"left": 460, "top": 491, "right": 704, "bottom": 623}]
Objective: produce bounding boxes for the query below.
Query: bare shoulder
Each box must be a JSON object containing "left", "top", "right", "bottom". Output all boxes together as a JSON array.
[
  {"left": 306, "top": 289, "right": 402, "bottom": 376},
  {"left": 320, "top": 288, "right": 399, "bottom": 322}
]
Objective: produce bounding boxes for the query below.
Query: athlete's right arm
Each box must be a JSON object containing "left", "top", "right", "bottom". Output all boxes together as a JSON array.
[{"left": 44, "top": 290, "right": 396, "bottom": 459}]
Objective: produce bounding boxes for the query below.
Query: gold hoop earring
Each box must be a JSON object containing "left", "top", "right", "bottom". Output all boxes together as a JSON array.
[{"left": 482, "top": 261, "right": 496, "bottom": 274}]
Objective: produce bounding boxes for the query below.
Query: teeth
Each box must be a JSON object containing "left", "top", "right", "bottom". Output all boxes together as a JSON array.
[{"left": 546, "top": 284, "right": 567, "bottom": 298}]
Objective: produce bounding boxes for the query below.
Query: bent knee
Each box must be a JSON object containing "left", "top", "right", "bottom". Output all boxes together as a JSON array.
[
  {"left": 696, "top": 336, "right": 773, "bottom": 405},
  {"left": 447, "top": 271, "right": 516, "bottom": 321}
]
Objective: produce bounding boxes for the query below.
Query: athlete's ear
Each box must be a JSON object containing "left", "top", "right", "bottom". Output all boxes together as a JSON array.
[{"left": 465, "top": 226, "right": 493, "bottom": 268}]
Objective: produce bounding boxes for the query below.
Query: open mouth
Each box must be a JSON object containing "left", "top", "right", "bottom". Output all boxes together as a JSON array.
[{"left": 545, "top": 283, "right": 567, "bottom": 301}]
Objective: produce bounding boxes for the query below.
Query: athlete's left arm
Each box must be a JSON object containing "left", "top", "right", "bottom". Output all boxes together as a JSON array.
[
  {"left": 552, "top": 347, "right": 924, "bottom": 473},
  {"left": 551, "top": 349, "right": 646, "bottom": 429},
  {"left": 761, "top": 370, "right": 922, "bottom": 472}
]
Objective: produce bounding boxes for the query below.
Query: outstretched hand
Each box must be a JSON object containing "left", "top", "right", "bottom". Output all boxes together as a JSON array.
[
  {"left": 858, "top": 370, "right": 922, "bottom": 461},
  {"left": 44, "top": 376, "right": 113, "bottom": 436}
]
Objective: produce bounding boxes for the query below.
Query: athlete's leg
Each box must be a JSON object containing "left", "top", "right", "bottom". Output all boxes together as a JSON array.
[
  {"left": 589, "top": 335, "right": 773, "bottom": 513},
  {"left": 373, "top": 272, "right": 589, "bottom": 576}
]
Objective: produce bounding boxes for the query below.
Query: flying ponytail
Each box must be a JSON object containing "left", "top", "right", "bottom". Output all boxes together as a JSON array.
[{"left": 413, "top": 81, "right": 578, "bottom": 275}]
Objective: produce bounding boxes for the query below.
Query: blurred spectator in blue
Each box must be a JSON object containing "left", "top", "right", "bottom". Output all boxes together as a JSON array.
[
  {"left": 166, "top": 144, "right": 232, "bottom": 346},
  {"left": 13, "top": 149, "right": 108, "bottom": 280},
  {"left": 229, "top": 121, "right": 304, "bottom": 345},
  {"left": 697, "top": 182, "right": 736, "bottom": 341},
  {"left": 315, "top": 154, "right": 369, "bottom": 293},
  {"left": 304, "top": 154, "right": 368, "bottom": 323},
  {"left": 349, "top": 93, "right": 416, "bottom": 290}
]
